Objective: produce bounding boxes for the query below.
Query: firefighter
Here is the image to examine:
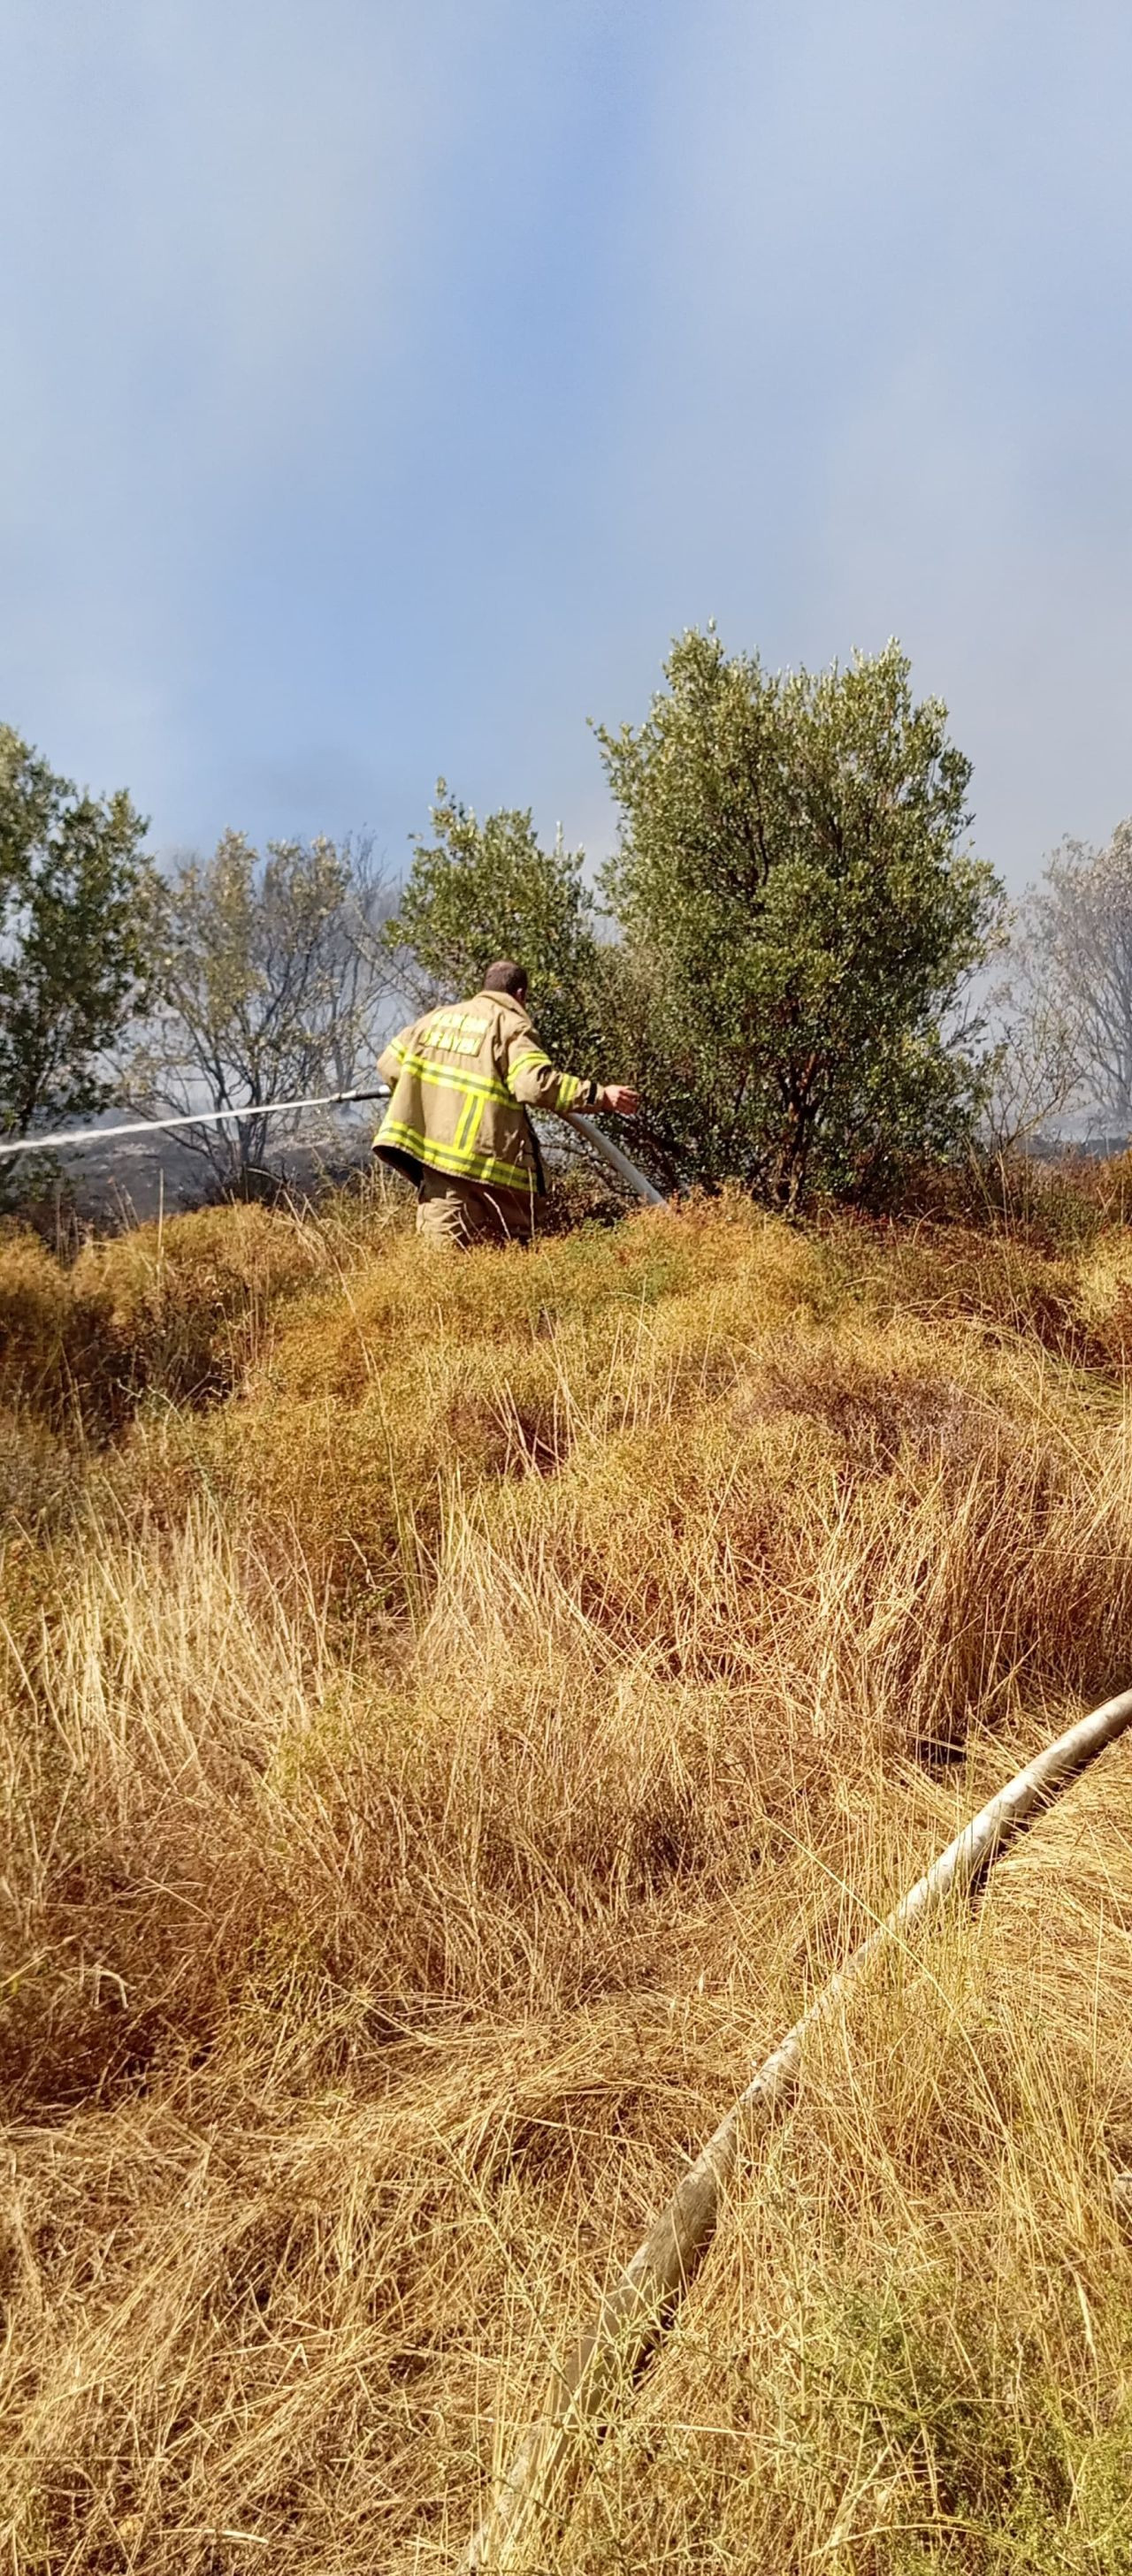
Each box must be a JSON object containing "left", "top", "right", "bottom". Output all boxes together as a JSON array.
[{"left": 373, "top": 959, "right": 639, "bottom": 1245}]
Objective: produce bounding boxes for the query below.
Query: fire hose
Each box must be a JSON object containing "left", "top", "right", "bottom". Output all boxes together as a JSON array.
[
  {"left": 0, "top": 1091, "right": 664, "bottom": 1205},
  {"left": 465, "top": 1683, "right": 1132, "bottom": 2571}
]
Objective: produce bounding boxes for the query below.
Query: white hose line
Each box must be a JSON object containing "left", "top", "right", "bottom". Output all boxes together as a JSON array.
[
  {"left": 561, "top": 1113, "right": 667, "bottom": 1207},
  {"left": 0, "top": 1088, "right": 387, "bottom": 1158},
  {"left": 0, "top": 1095, "right": 667, "bottom": 1211},
  {"left": 465, "top": 1682, "right": 1132, "bottom": 2572}
]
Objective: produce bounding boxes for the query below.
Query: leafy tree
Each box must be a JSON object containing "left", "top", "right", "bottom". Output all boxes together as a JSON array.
[
  {"left": 596, "top": 631, "right": 1005, "bottom": 1204},
  {"left": 0, "top": 725, "right": 149, "bottom": 1156},
  {"left": 1021, "top": 821, "right": 1132, "bottom": 1137},
  {"left": 129, "top": 830, "right": 395, "bottom": 1190},
  {"left": 386, "top": 785, "right": 604, "bottom": 1068}
]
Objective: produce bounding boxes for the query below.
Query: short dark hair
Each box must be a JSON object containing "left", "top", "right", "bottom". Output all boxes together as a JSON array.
[{"left": 482, "top": 958, "right": 528, "bottom": 999}]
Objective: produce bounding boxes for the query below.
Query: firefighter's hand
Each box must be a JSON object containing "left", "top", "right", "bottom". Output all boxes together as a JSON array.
[{"left": 597, "top": 1084, "right": 639, "bottom": 1116}]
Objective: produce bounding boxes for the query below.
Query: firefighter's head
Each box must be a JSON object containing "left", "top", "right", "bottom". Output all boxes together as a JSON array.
[{"left": 483, "top": 959, "right": 528, "bottom": 1005}]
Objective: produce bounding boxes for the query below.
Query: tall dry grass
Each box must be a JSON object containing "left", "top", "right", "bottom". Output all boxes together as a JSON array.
[{"left": 5, "top": 1191, "right": 1132, "bottom": 2568}]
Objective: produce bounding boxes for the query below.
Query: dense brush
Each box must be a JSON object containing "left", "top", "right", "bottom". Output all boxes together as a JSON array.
[{"left": 5, "top": 1188, "right": 1132, "bottom": 2570}]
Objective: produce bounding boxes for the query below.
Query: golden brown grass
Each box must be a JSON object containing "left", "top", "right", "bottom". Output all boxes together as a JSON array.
[{"left": 5, "top": 1187, "right": 1132, "bottom": 2570}]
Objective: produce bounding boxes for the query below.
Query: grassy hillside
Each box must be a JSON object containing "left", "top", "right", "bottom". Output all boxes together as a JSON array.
[{"left": 5, "top": 1182, "right": 1132, "bottom": 2571}]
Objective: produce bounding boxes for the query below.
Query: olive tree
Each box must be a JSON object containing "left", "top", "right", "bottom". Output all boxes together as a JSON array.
[
  {"left": 596, "top": 631, "right": 1005, "bottom": 1204},
  {"left": 0, "top": 725, "right": 149, "bottom": 1165},
  {"left": 385, "top": 785, "right": 605, "bottom": 1069}
]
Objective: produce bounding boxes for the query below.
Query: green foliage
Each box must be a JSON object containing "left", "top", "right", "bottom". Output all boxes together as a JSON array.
[
  {"left": 0, "top": 724, "right": 150, "bottom": 1170},
  {"left": 386, "top": 784, "right": 604, "bottom": 1066},
  {"left": 373, "top": 641, "right": 1004, "bottom": 1208},
  {"left": 597, "top": 631, "right": 1006, "bottom": 1204},
  {"left": 771, "top": 2267, "right": 1132, "bottom": 2574}
]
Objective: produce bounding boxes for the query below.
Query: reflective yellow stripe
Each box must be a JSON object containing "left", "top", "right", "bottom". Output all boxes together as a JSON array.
[
  {"left": 453, "top": 1088, "right": 483, "bottom": 1156},
  {"left": 509, "top": 1051, "right": 589, "bottom": 1111},
  {"left": 377, "top": 1117, "right": 533, "bottom": 1192},
  {"left": 399, "top": 1051, "right": 511, "bottom": 1107}
]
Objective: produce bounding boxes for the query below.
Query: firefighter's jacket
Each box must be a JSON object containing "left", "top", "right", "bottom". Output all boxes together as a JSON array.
[{"left": 373, "top": 990, "right": 600, "bottom": 1196}]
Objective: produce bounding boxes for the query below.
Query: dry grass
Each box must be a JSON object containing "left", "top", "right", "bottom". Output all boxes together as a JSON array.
[{"left": 5, "top": 1190, "right": 1132, "bottom": 2569}]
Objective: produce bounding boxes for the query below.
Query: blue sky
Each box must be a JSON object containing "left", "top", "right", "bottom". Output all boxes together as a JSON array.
[{"left": 2, "top": 0, "right": 1130, "bottom": 893}]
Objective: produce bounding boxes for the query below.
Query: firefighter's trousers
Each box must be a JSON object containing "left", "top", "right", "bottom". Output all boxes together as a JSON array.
[{"left": 415, "top": 1167, "right": 536, "bottom": 1247}]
